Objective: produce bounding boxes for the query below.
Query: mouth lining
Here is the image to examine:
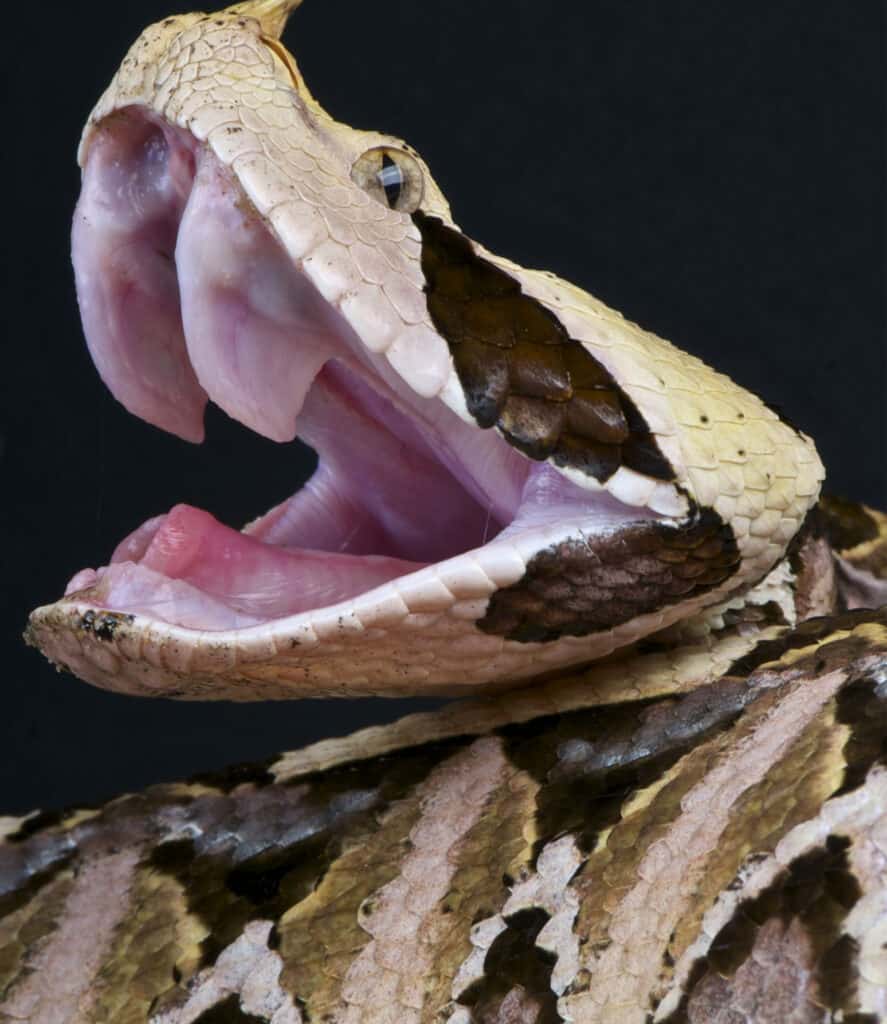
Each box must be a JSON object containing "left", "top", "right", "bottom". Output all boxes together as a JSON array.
[
  {"left": 66, "top": 106, "right": 665, "bottom": 633},
  {"left": 71, "top": 357, "right": 521, "bottom": 628}
]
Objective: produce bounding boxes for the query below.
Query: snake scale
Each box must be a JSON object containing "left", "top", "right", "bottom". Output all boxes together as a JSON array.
[{"left": 4, "top": 2, "right": 886, "bottom": 1021}]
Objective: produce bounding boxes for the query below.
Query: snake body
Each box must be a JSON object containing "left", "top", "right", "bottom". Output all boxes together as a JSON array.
[
  {"left": 6, "top": 2, "right": 887, "bottom": 1021},
  {"left": 4, "top": 505, "right": 887, "bottom": 1021}
]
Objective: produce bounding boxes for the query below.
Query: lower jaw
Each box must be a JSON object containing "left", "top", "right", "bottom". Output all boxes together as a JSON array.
[
  {"left": 60, "top": 463, "right": 660, "bottom": 634},
  {"left": 63, "top": 504, "right": 426, "bottom": 629}
]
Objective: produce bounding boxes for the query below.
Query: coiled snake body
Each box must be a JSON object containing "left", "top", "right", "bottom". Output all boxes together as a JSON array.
[{"left": 4, "top": 2, "right": 887, "bottom": 1021}]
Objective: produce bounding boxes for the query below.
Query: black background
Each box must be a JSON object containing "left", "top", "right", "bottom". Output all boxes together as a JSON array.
[{"left": 2, "top": 1, "right": 883, "bottom": 815}]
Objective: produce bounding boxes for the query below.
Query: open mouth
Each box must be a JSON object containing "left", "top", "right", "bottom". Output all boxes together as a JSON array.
[{"left": 67, "top": 108, "right": 662, "bottom": 634}]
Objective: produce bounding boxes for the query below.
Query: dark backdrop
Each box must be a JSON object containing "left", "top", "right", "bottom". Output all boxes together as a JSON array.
[{"left": 2, "top": 1, "right": 883, "bottom": 815}]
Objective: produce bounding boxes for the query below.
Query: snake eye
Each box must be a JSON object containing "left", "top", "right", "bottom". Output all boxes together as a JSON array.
[{"left": 351, "top": 146, "right": 424, "bottom": 213}]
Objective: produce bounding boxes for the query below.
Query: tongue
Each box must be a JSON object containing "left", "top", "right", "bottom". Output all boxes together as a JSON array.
[{"left": 121, "top": 504, "right": 421, "bottom": 619}]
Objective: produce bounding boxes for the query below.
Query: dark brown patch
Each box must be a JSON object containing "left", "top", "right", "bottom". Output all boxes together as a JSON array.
[
  {"left": 414, "top": 212, "right": 673, "bottom": 483},
  {"left": 479, "top": 507, "right": 740, "bottom": 642},
  {"left": 3, "top": 809, "right": 68, "bottom": 844},
  {"left": 835, "top": 671, "right": 887, "bottom": 795},
  {"left": 0, "top": 843, "right": 74, "bottom": 923},
  {"left": 725, "top": 606, "right": 887, "bottom": 679},
  {"left": 79, "top": 608, "right": 134, "bottom": 642},
  {"left": 710, "top": 833, "right": 861, "bottom": 973},
  {"left": 818, "top": 495, "right": 880, "bottom": 553},
  {"left": 660, "top": 835, "right": 866, "bottom": 1022},
  {"left": 188, "top": 756, "right": 279, "bottom": 793},
  {"left": 721, "top": 600, "right": 789, "bottom": 629},
  {"left": 192, "top": 995, "right": 265, "bottom": 1024},
  {"left": 457, "top": 908, "right": 562, "bottom": 1023}
]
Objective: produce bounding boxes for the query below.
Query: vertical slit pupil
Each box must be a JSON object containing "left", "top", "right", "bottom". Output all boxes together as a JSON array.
[{"left": 379, "top": 153, "right": 404, "bottom": 208}]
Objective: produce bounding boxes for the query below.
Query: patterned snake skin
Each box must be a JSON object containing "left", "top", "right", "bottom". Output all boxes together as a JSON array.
[
  {"left": 4, "top": 501, "right": 887, "bottom": 1022},
  {"left": 5, "top": 3, "right": 886, "bottom": 1022}
]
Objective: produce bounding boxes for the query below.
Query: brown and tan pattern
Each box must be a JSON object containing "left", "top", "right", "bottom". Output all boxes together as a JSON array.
[
  {"left": 415, "top": 212, "right": 673, "bottom": 483},
  {"left": 819, "top": 496, "right": 885, "bottom": 557},
  {"left": 562, "top": 666, "right": 849, "bottom": 1020},
  {"left": 666, "top": 835, "right": 864, "bottom": 1023},
  {"left": 150, "top": 920, "right": 301, "bottom": 1023},
  {"left": 479, "top": 507, "right": 740, "bottom": 642},
  {"left": 5, "top": 0, "right": 884, "bottom": 1019},
  {"left": 820, "top": 497, "right": 887, "bottom": 612},
  {"left": 334, "top": 738, "right": 510, "bottom": 1022},
  {"left": 2, "top": 849, "right": 142, "bottom": 1024},
  {"left": 4, "top": 591, "right": 887, "bottom": 1022},
  {"left": 657, "top": 765, "right": 887, "bottom": 1023}
]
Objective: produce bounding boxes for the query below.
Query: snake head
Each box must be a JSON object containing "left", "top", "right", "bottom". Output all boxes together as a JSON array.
[{"left": 26, "top": 1, "right": 824, "bottom": 699}]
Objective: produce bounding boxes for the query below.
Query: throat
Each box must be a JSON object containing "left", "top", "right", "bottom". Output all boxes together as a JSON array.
[{"left": 248, "top": 362, "right": 513, "bottom": 564}]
